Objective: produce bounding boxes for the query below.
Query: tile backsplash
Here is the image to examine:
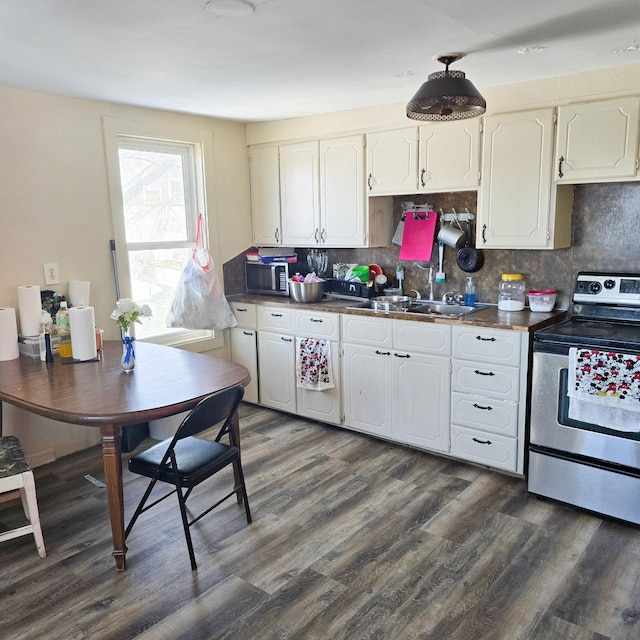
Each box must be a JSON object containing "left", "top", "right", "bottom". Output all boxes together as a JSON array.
[{"left": 224, "top": 182, "right": 640, "bottom": 310}]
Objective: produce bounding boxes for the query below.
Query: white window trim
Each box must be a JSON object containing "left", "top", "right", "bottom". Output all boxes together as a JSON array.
[{"left": 102, "top": 116, "right": 223, "bottom": 352}]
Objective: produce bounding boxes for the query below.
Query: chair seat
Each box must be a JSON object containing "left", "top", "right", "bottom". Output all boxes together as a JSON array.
[
  {"left": 0, "top": 436, "right": 31, "bottom": 477},
  {"left": 129, "top": 437, "right": 238, "bottom": 487}
]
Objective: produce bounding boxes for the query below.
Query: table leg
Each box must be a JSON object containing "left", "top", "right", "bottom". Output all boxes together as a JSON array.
[
  {"left": 100, "top": 423, "right": 127, "bottom": 571},
  {"left": 230, "top": 409, "right": 243, "bottom": 506}
]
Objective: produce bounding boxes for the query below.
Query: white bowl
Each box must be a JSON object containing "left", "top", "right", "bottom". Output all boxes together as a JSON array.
[{"left": 528, "top": 289, "right": 557, "bottom": 312}]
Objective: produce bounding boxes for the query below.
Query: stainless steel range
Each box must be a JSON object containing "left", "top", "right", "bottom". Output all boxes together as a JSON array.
[{"left": 528, "top": 271, "right": 640, "bottom": 525}]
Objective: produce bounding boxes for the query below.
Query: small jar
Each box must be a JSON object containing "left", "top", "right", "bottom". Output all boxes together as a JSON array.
[{"left": 498, "top": 274, "right": 526, "bottom": 311}]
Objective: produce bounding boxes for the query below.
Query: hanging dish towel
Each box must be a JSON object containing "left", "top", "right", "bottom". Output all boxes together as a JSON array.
[
  {"left": 567, "top": 347, "right": 640, "bottom": 431},
  {"left": 399, "top": 211, "right": 437, "bottom": 261},
  {"left": 296, "top": 337, "right": 335, "bottom": 391}
]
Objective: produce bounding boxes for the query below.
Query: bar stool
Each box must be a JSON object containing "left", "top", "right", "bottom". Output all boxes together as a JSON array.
[{"left": 0, "top": 436, "right": 46, "bottom": 558}]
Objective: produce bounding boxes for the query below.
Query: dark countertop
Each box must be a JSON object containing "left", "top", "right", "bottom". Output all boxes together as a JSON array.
[{"left": 227, "top": 293, "right": 568, "bottom": 333}]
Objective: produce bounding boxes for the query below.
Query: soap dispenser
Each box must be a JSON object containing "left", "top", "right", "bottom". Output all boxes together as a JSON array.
[{"left": 464, "top": 276, "right": 476, "bottom": 307}]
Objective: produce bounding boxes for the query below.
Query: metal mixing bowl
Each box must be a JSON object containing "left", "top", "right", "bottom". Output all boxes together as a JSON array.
[{"left": 289, "top": 280, "right": 325, "bottom": 303}]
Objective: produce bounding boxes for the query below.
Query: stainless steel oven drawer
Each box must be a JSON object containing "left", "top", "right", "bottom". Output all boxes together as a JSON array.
[{"left": 528, "top": 449, "right": 640, "bottom": 525}]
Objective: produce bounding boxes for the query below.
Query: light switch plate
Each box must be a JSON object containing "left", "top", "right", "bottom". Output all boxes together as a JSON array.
[{"left": 43, "top": 262, "right": 60, "bottom": 285}]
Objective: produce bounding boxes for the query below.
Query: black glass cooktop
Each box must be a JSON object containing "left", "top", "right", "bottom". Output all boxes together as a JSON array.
[{"left": 536, "top": 318, "right": 640, "bottom": 351}]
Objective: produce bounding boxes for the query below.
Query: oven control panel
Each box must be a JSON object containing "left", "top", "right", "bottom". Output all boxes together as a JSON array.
[{"left": 574, "top": 272, "right": 640, "bottom": 306}]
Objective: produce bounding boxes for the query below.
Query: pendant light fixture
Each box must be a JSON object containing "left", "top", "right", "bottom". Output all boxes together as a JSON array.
[{"left": 406, "top": 53, "right": 486, "bottom": 121}]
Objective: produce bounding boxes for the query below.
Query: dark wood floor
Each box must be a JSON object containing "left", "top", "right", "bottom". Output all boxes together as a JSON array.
[{"left": 1, "top": 403, "right": 639, "bottom": 640}]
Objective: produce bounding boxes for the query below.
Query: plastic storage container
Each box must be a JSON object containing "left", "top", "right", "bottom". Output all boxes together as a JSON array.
[
  {"left": 498, "top": 274, "right": 526, "bottom": 311},
  {"left": 55, "top": 301, "right": 72, "bottom": 358},
  {"left": 527, "top": 289, "right": 557, "bottom": 312}
]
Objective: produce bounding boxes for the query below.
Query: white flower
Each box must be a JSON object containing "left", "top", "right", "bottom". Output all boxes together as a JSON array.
[{"left": 111, "top": 298, "right": 152, "bottom": 330}]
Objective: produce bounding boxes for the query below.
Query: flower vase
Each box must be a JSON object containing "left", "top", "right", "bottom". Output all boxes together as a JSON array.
[{"left": 120, "top": 328, "right": 136, "bottom": 372}]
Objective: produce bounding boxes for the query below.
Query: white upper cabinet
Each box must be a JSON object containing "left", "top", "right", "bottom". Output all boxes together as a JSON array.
[
  {"left": 555, "top": 96, "right": 640, "bottom": 183},
  {"left": 249, "top": 145, "right": 282, "bottom": 246},
  {"left": 477, "top": 108, "right": 573, "bottom": 250},
  {"left": 366, "top": 128, "right": 419, "bottom": 195},
  {"left": 366, "top": 122, "right": 480, "bottom": 196},
  {"left": 418, "top": 119, "right": 480, "bottom": 192},
  {"left": 280, "top": 140, "right": 320, "bottom": 246},
  {"left": 319, "top": 135, "right": 366, "bottom": 246}
]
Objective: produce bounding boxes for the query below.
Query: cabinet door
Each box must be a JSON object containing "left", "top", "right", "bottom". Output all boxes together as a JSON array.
[
  {"left": 297, "top": 341, "right": 342, "bottom": 425},
  {"left": 366, "top": 128, "right": 418, "bottom": 195},
  {"left": 249, "top": 146, "right": 282, "bottom": 246},
  {"left": 257, "top": 331, "right": 296, "bottom": 413},
  {"left": 230, "top": 302, "right": 257, "bottom": 329},
  {"left": 280, "top": 141, "right": 320, "bottom": 245},
  {"left": 418, "top": 119, "right": 480, "bottom": 192},
  {"left": 320, "top": 135, "right": 366, "bottom": 247},
  {"left": 342, "top": 343, "right": 392, "bottom": 437},
  {"left": 556, "top": 97, "right": 640, "bottom": 183},
  {"left": 230, "top": 327, "right": 259, "bottom": 404},
  {"left": 392, "top": 351, "right": 450, "bottom": 452},
  {"left": 478, "top": 108, "right": 557, "bottom": 249}
]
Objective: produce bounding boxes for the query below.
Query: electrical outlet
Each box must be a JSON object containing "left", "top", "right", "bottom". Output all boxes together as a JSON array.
[{"left": 43, "top": 262, "right": 60, "bottom": 286}]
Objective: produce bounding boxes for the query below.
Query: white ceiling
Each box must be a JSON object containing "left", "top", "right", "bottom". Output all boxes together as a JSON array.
[{"left": 1, "top": 0, "right": 640, "bottom": 122}]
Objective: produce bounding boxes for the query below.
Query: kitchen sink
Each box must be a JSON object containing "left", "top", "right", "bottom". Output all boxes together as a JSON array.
[{"left": 345, "top": 300, "right": 483, "bottom": 318}]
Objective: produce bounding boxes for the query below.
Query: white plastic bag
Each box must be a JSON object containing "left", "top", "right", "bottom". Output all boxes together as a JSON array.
[{"left": 165, "top": 215, "right": 238, "bottom": 331}]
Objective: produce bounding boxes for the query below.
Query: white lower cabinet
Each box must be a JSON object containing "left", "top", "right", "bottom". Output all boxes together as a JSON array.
[
  {"left": 257, "top": 330, "right": 296, "bottom": 412},
  {"left": 342, "top": 316, "right": 451, "bottom": 453},
  {"left": 451, "top": 325, "right": 528, "bottom": 473},
  {"left": 229, "top": 328, "right": 259, "bottom": 404}
]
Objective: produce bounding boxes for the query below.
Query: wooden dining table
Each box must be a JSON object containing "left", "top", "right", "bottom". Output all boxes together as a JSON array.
[{"left": 0, "top": 340, "right": 250, "bottom": 571}]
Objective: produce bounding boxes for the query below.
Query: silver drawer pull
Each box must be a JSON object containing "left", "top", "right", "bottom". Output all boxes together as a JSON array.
[
  {"left": 472, "top": 403, "right": 493, "bottom": 410},
  {"left": 475, "top": 336, "right": 496, "bottom": 342},
  {"left": 474, "top": 369, "right": 495, "bottom": 376},
  {"left": 375, "top": 350, "right": 391, "bottom": 356},
  {"left": 310, "top": 318, "right": 323, "bottom": 323},
  {"left": 472, "top": 437, "right": 492, "bottom": 445}
]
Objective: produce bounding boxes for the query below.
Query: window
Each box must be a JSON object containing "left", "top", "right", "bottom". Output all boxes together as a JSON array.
[{"left": 103, "top": 118, "right": 221, "bottom": 350}]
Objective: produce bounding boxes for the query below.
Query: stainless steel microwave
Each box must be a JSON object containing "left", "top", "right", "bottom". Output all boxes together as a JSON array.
[{"left": 245, "top": 261, "right": 290, "bottom": 296}]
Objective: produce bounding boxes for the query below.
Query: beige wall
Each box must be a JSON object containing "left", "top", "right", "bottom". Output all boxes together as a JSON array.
[{"left": 0, "top": 86, "right": 253, "bottom": 461}]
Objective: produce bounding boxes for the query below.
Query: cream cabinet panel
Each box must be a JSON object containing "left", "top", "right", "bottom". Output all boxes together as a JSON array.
[
  {"left": 296, "top": 310, "right": 340, "bottom": 341},
  {"left": 249, "top": 145, "right": 282, "bottom": 246},
  {"left": 366, "top": 128, "right": 418, "bottom": 195},
  {"left": 392, "top": 351, "right": 450, "bottom": 452},
  {"left": 556, "top": 97, "right": 640, "bottom": 183},
  {"left": 296, "top": 341, "right": 341, "bottom": 426},
  {"left": 320, "top": 135, "right": 365, "bottom": 246},
  {"left": 341, "top": 314, "right": 393, "bottom": 348},
  {"left": 258, "top": 331, "right": 296, "bottom": 413},
  {"left": 451, "top": 392, "right": 518, "bottom": 438},
  {"left": 478, "top": 108, "right": 572, "bottom": 249},
  {"left": 280, "top": 141, "right": 320, "bottom": 246},
  {"left": 229, "top": 328, "right": 259, "bottom": 404},
  {"left": 342, "top": 343, "right": 393, "bottom": 437},
  {"left": 450, "top": 425, "right": 517, "bottom": 472},
  {"left": 452, "top": 325, "right": 522, "bottom": 367},
  {"left": 230, "top": 301, "right": 257, "bottom": 329},
  {"left": 257, "top": 306, "right": 296, "bottom": 333},
  {"left": 393, "top": 320, "right": 451, "bottom": 356},
  {"left": 418, "top": 119, "right": 480, "bottom": 192},
  {"left": 452, "top": 360, "right": 520, "bottom": 402}
]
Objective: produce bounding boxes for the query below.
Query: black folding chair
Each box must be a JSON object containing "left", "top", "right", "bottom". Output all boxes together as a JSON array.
[{"left": 125, "top": 385, "right": 251, "bottom": 570}]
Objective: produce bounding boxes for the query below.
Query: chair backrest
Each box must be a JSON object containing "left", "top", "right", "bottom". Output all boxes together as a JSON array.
[{"left": 173, "top": 385, "right": 245, "bottom": 443}]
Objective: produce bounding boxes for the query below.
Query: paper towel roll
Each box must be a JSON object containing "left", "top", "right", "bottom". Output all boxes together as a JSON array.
[
  {"left": 17, "top": 284, "right": 42, "bottom": 337},
  {"left": 69, "top": 306, "right": 97, "bottom": 361},
  {"left": 69, "top": 280, "right": 90, "bottom": 307},
  {"left": 0, "top": 307, "right": 20, "bottom": 361}
]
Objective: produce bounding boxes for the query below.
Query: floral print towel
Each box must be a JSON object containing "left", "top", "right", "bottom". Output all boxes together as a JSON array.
[
  {"left": 568, "top": 347, "right": 640, "bottom": 410},
  {"left": 296, "top": 337, "right": 334, "bottom": 391}
]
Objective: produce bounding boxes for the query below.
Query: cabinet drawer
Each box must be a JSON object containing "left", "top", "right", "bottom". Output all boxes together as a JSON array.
[
  {"left": 453, "top": 326, "right": 522, "bottom": 366},
  {"left": 257, "top": 306, "right": 296, "bottom": 333},
  {"left": 452, "top": 360, "right": 519, "bottom": 401},
  {"left": 296, "top": 310, "right": 340, "bottom": 340},
  {"left": 392, "top": 320, "right": 451, "bottom": 356},
  {"left": 451, "top": 392, "right": 518, "bottom": 437},
  {"left": 341, "top": 314, "right": 393, "bottom": 347},
  {"left": 450, "top": 425, "right": 517, "bottom": 472},
  {"left": 230, "top": 302, "right": 257, "bottom": 329}
]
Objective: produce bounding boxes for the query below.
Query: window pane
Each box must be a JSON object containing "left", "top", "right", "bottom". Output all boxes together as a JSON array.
[
  {"left": 118, "top": 148, "right": 188, "bottom": 243},
  {"left": 128, "top": 247, "right": 191, "bottom": 339}
]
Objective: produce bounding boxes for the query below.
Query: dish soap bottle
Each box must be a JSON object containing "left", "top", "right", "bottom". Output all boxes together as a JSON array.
[
  {"left": 56, "top": 301, "right": 72, "bottom": 358},
  {"left": 464, "top": 276, "right": 476, "bottom": 307}
]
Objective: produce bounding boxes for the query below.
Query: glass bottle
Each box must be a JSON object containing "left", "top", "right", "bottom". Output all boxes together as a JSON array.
[
  {"left": 498, "top": 274, "right": 526, "bottom": 311},
  {"left": 56, "top": 301, "right": 73, "bottom": 358}
]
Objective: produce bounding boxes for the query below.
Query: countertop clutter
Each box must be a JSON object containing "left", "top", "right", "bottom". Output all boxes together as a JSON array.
[{"left": 227, "top": 293, "right": 567, "bottom": 333}]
